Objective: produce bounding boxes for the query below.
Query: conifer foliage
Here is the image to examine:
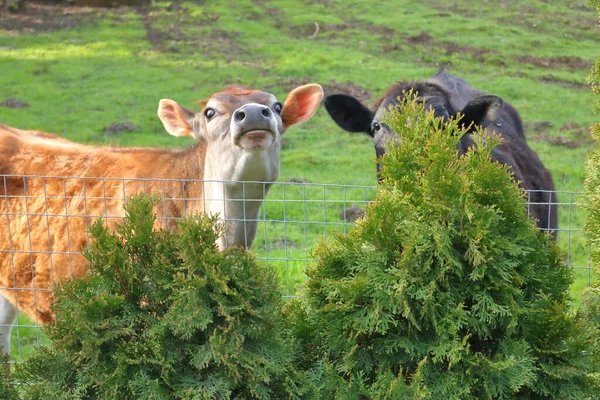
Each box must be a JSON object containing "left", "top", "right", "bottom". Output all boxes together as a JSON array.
[
  {"left": 582, "top": 0, "right": 600, "bottom": 389},
  {"left": 14, "top": 195, "right": 298, "bottom": 399},
  {"left": 300, "top": 95, "right": 597, "bottom": 398},
  {"left": 585, "top": 0, "right": 600, "bottom": 273}
]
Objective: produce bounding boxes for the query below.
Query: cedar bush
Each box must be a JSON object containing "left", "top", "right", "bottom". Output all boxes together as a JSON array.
[
  {"left": 13, "top": 195, "right": 309, "bottom": 399},
  {"left": 295, "top": 95, "right": 598, "bottom": 399},
  {"left": 586, "top": 0, "right": 600, "bottom": 269},
  {"left": 581, "top": 0, "right": 600, "bottom": 389}
]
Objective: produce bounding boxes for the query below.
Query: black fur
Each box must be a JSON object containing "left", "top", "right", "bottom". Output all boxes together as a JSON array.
[{"left": 324, "top": 71, "right": 558, "bottom": 238}]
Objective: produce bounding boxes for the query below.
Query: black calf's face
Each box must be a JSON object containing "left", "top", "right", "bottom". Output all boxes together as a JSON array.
[
  {"left": 325, "top": 87, "right": 503, "bottom": 179},
  {"left": 371, "top": 107, "right": 399, "bottom": 175},
  {"left": 324, "top": 94, "right": 398, "bottom": 176}
]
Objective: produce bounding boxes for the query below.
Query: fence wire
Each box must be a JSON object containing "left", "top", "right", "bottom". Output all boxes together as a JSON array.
[{"left": 0, "top": 175, "right": 594, "bottom": 363}]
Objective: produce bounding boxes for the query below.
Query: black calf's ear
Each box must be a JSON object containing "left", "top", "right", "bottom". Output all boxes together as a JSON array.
[
  {"left": 324, "top": 94, "right": 374, "bottom": 136},
  {"left": 459, "top": 95, "right": 503, "bottom": 130}
]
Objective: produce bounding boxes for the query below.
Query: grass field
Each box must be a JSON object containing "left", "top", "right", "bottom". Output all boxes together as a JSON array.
[{"left": 1, "top": 0, "right": 599, "bottom": 362}]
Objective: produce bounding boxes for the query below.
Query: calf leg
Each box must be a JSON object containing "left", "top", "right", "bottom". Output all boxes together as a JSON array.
[{"left": 0, "top": 294, "right": 16, "bottom": 356}]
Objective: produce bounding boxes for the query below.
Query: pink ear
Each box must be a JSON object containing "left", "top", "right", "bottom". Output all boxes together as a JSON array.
[
  {"left": 157, "top": 99, "right": 196, "bottom": 137},
  {"left": 281, "top": 84, "right": 324, "bottom": 131}
]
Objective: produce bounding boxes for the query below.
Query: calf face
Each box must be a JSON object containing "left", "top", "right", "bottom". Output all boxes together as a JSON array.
[
  {"left": 324, "top": 83, "right": 502, "bottom": 177},
  {"left": 158, "top": 84, "right": 324, "bottom": 183}
]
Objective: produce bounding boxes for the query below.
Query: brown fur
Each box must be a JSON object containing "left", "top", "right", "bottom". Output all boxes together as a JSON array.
[
  {"left": 0, "top": 83, "right": 325, "bottom": 332},
  {"left": 0, "top": 123, "right": 207, "bottom": 324},
  {"left": 196, "top": 85, "right": 260, "bottom": 107}
]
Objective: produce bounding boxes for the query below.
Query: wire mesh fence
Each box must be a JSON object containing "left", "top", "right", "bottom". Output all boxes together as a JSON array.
[{"left": 0, "top": 175, "right": 595, "bottom": 363}]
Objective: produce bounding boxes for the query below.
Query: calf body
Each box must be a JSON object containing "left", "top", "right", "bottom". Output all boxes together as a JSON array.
[
  {"left": 325, "top": 70, "right": 557, "bottom": 236},
  {"left": 0, "top": 84, "right": 323, "bottom": 355}
]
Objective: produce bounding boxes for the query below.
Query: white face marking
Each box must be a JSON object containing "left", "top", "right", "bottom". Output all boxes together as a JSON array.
[
  {"left": 199, "top": 91, "right": 283, "bottom": 183},
  {"left": 198, "top": 90, "right": 285, "bottom": 250}
]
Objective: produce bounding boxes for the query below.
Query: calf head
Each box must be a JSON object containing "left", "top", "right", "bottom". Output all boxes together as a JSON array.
[
  {"left": 325, "top": 82, "right": 503, "bottom": 179},
  {"left": 158, "top": 84, "right": 324, "bottom": 183}
]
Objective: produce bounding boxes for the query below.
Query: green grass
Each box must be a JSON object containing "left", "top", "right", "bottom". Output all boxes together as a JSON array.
[{"left": 1, "top": 0, "right": 599, "bottom": 362}]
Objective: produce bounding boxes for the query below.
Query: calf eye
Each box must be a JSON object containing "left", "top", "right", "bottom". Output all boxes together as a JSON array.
[
  {"left": 372, "top": 122, "right": 382, "bottom": 132},
  {"left": 273, "top": 102, "right": 282, "bottom": 114},
  {"left": 204, "top": 108, "right": 216, "bottom": 120}
]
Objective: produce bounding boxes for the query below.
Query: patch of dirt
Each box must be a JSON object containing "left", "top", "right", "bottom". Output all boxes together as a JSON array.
[
  {"left": 139, "top": 6, "right": 239, "bottom": 55},
  {"left": 538, "top": 76, "right": 590, "bottom": 90},
  {"left": 322, "top": 81, "right": 372, "bottom": 104},
  {"left": 407, "top": 32, "right": 432, "bottom": 45},
  {"left": 530, "top": 121, "right": 553, "bottom": 133},
  {"left": 143, "top": 17, "right": 169, "bottom": 48},
  {"left": 401, "top": 32, "right": 499, "bottom": 66},
  {"left": 286, "top": 177, "right": 310, "bottom": 184},
  {"left": 103, "top": 122, "right": 141, "bottom": 134},
  {"left": 0, "top": 1, "right": 100, "bottom": 34},
  {"left": 249, "top": 0, "right": 283, "bottom": 28},
  {"left": 432, "top": 1, "right": 597, "bottom": 40},
  {"left": 532, "top": 132, "right": 582, "bottom": 148},
  {"left": 514, "top": 55, "right": 591, "bottom": 71},
  {"left": 560, "top": 13, "right": 597, "bottom": 34},
  {"left": 383, "top": 44, "right": 403, "bottom": 53},
  {"left": 287, "top": 22, "right": 319, "bottom": 39},
  {"left": 365, "top": 25, "right": 396, "bottom": 41},
  {"left": 559, "top": 122, "right": 583, "bottom": 132},
  {"left": 339, "top": 204, "right": 364, "bottom": 222},
  {"left": 0, "top": 98, "right": 30, "bottom": 108},
  {"left": 531, "top": 122, "right": 592, "bottom": 148},
  {"left": 323, "top": 23, "right": 350, "bottom": 32}
]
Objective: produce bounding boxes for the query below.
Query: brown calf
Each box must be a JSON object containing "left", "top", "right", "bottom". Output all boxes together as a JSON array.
[{"left": 0, "top": 84, "right": 324, "bottom": 355}]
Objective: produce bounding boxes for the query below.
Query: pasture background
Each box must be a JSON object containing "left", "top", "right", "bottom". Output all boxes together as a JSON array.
[{"left": 0, "top": 0, "right": 598, "bottom": 361}]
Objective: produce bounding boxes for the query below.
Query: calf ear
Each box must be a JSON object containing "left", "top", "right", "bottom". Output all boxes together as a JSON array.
[
  {"left": 459, "top": 95, "right": 503, "bottom": 130},
  {"left": 280, "top": 84, "right": 324, "bottom": 131},
  {"left": 157, "top": 99, "right": 196, "bottom": 137},
  {"left": 324, "top": 94, "right": 374, "bottom": 136}
]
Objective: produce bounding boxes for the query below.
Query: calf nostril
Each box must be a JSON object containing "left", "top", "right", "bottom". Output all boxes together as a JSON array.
[
  {"left": 234, "top": 110, "right": 246, "bottom": 122},
  {"left": 261, "top": 107, "right": 271, "bottom": 118}
]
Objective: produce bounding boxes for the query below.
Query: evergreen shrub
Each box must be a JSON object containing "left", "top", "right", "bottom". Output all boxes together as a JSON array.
[
  {"left": 14, "top": 195, "right": 303, "bottom": 399},
  {"left": 581, "top": 0, "right": 600, "bottom": 389},
  {"left": 295, "top": 94, "right": 597, "bottom": 399}
]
